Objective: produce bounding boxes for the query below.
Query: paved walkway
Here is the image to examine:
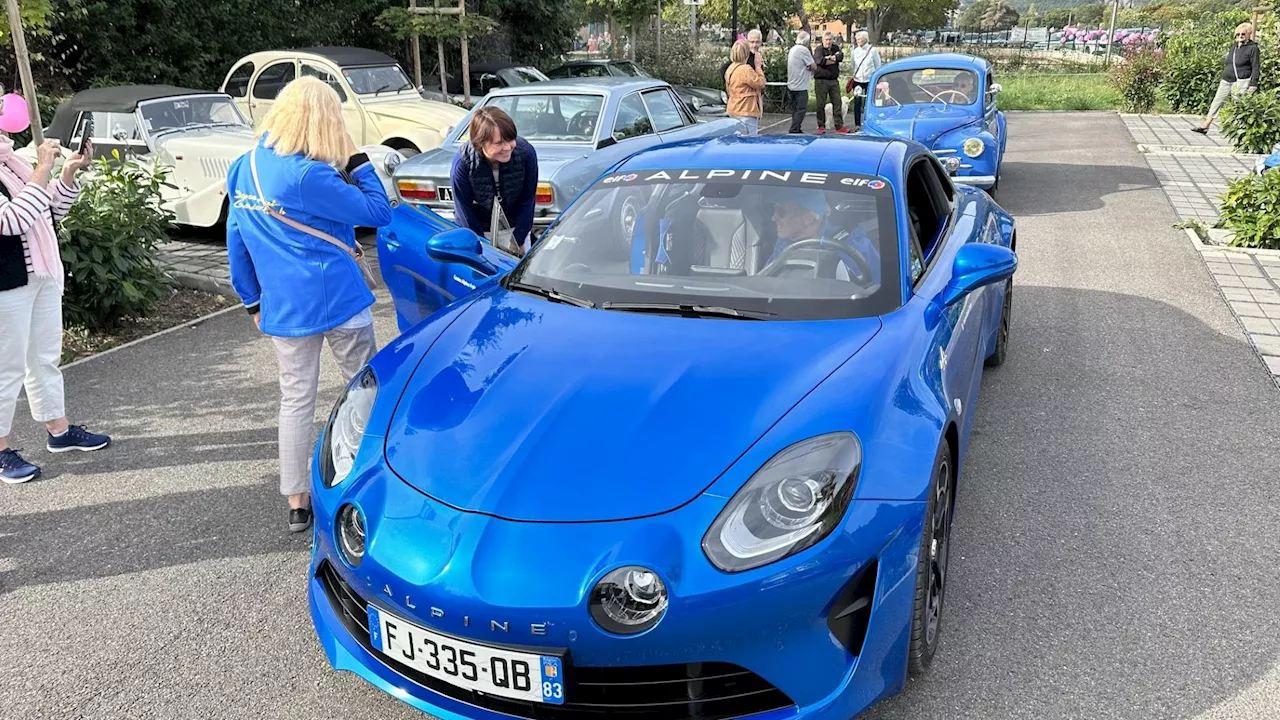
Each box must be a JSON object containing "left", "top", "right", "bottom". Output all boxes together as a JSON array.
[{"left": 1118, "top": 113, "right": 1279, "bottom": 387}]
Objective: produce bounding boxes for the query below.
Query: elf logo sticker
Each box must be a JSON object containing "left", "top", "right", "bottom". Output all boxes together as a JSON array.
[
  {"left": 603, "top": 173, "right": 639, "bottom": 184},
  {"left": 840, "top": 177, "right": 887, "bottom": 189},
  {"left": 868, "top": 180, "right": 886, "bottom": 190}
]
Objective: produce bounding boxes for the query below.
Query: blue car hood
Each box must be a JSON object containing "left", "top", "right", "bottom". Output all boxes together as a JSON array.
[
  {"left": 383, "top": 289, "right": 882, "bottom": 522},
  {"left": 866, "top": 104, "right": 980, "bottom": 146}
]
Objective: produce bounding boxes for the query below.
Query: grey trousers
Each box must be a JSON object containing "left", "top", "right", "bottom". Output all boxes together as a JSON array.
[
  {"left": 271, "top": 323, "right": 377, "bottom": 497},
  {"left": 1208, "top": 79, "right": 1252, "bottom": 119}
]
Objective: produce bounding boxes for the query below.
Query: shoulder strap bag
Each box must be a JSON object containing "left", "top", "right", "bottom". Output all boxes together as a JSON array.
[{"left": 249, "top": 147, "right": 378, "bottom": 288}]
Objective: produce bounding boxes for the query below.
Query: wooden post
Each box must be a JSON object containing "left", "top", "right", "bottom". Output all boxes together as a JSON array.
[
  {"left": 1104, "top": 0, "right": 1119, "bottom": 67},
  {"left": 4, "top": 0, "right": 43, "bottom": 144},
  {"left": 409, "top": 0, "right": 423, "bottom": 86},
  {"left": 434, "top": 0, "right": 448, "bottom": 101},
  {"left": 459, "top": 0, "right": 470, "bottom": 105}
]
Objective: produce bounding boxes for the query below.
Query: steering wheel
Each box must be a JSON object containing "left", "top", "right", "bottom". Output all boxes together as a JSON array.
[
  {"left": 760, "top": 238, "right": 875, "bottom": 285},
  {"left": 932, "top": 89, "right": 971, "bottom": 104},
  {"left": 567, "top": 110, "right": 598, "bottom": 137}
]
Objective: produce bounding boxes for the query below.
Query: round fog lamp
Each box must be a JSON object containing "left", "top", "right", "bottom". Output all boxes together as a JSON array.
[
  {"left": 963, "top": 137, "right": 985, "bottom": 158},
  {"left": 945, "top": 157, "right": 961, "bottom": 173},
  {"left": 589, "top": 566, "right": 668, "bottom": 635},
  {"left": 337, "top": 504, "right": 366, "bottom": 567}
]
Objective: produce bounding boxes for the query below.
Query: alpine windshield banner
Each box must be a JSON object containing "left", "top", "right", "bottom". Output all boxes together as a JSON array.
[{"left": 598, "top": 169, "right": 889, "bottom": 191}]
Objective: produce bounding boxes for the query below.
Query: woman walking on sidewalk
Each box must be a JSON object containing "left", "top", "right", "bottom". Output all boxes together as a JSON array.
[
  {"left": 226, "top": 76, "right": 393, "bottom": 533},
  {"left": 1193, "top": 22, "right": 1260, "bottom": 134},
  {"left": 0, "top": 127, "right": 110, "bottom": 485}
]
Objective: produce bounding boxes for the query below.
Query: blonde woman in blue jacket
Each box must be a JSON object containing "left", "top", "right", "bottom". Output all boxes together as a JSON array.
[{"left": 226, "top": 76, "right": 393, "bottom": 533}]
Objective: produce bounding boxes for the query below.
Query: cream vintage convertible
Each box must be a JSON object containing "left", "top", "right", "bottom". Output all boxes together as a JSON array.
[{"left": 22, "top": 85, "right": 402, "bottom": 228}]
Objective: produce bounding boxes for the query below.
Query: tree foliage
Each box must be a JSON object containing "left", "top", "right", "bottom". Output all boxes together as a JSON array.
[
  {"left": 960, "top": 0, "right": 1021, "bottom": 31},
  {"left": 375, "top": 6, "right": 498, "bottom": 41}
]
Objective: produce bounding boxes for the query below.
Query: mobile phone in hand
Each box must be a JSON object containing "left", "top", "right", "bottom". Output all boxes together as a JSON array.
[{"left": 77, "top": 116, "right": 94, "bottom": 154}]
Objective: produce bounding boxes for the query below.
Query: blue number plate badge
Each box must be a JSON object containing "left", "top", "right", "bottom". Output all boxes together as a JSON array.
[
  {"left": 367, "top": 606, "right": 383, "bottom": 648},
  {"left": 539, "top": 656, "right": 564, "bottom": 704}
]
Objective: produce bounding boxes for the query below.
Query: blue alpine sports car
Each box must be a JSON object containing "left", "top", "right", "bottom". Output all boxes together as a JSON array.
[
  {"left": 308, "top": 134, "right": 1018, "bottom": 720},
  {"left": 861, "top": 53, "right": 1007, "bottom": 193}
]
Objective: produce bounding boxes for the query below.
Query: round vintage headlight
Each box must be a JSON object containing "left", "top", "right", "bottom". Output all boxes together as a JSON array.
[
  {"left": 337, "top": 504, "right": 366, "bottom": 567},
  {"left": 384, "top": 149, "right": 406, "bottom": 176},
  {"left": 963, "top": 137, "right": 985, "bottom": 158},
  {"left": 589, "top": 566, "right": 668, "bottom": 635},
  {"left": 944, "top": 156, "right": 961, "bottom": 173},
  {"left": 720, "top": 90, "right": 729, "bottom": 105}
]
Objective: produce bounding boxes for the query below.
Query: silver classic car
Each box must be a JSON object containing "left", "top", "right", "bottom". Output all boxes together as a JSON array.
[{"left": 391, "top": 77, "right": 747, "bottom": 234}]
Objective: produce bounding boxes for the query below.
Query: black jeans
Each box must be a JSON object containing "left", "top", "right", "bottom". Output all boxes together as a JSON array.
[
  {"left": 852, "top": 81, "right": 869, "bottom": 127},
  {"left": 789, "top": 90, "right": 809, "bottom": 133},
  {"left": 815, "top": 78, "right": 843, "bottom": 129}
]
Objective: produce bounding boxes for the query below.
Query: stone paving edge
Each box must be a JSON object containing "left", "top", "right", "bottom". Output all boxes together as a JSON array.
[{"left": 1184, "top": 226, "right": 1280, "bottom": 258}]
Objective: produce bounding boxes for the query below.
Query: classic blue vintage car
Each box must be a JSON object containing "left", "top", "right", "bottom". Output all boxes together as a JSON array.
[
  {"left": 307, "top": 134, "right": 1019, "bottom": 720},
  {"left": 861, "top": 53, "right": 1007, "bottom": 192},
  {"left": 389, "top": 77, "right": 747, "bottom": 235}
]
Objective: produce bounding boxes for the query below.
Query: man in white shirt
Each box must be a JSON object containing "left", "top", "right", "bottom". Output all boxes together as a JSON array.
[{"left": 787, "top": 31, "right": 816, "bottom": 134}]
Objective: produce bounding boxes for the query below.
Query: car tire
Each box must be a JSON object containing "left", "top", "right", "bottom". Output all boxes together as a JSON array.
[
  {"left": 984, "top": 279, "right": 1011, "bottom": 368},
  {"left": 907, "top": 438, "right": 955, "bottom": 677}
]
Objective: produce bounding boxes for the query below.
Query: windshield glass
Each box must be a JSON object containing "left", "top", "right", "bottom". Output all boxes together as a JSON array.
[
  {"left": 874, "top": 68, "right": 980, "bottom": 108},
  {"left": 139, "top": 96, "right": 249, "bottom": 135},
  {"left": 505, "top": 67, "right": 550, "bottom": 84},
  {"left": 343, "top": 65, "right": 415, "bottom": 95},
  {"left": 506, "top": 168, "right": 901, "bottom": 320},
  {"left": 464, "top": 94, "right": 604, "bottom": 142},
  {"left": 613, "top": 62, "right": 650, "bottom": 78}
]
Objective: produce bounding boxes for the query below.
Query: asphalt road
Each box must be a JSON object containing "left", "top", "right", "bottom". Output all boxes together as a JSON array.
[{"left": 3, "top": 113, "right": 1279, "bottom": 719}]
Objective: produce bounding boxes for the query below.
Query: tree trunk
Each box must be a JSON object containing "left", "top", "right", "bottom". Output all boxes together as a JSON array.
[
  {"left": 608, "top": 13, "right": 618, "bottom": 57},
  {"left": 795, "top": 0, "right": 811, "bottom": 35},
  {"left": 630, "top": 19, "right": 637, "bottom": 59}
]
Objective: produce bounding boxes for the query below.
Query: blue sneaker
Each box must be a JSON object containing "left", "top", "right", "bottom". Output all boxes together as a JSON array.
[
  {"left": 46, "top": 424, "right": 111, "bottom": 453},
  {"left": 0, "top": 448, "right": 41, "bottom": 484}
]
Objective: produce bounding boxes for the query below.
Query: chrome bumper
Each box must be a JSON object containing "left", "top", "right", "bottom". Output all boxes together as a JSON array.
[{"left": 950, "top": 175, "right": 996, "bottom": 186}]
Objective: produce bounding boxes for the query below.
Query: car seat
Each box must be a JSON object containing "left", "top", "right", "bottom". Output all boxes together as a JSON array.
[{"left": 693, "top": 191, "right": 768, "bottom": 273}]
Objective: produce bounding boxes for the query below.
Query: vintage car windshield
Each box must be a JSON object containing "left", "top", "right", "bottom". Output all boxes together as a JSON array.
[
  {"left": 462, "top": 93, "right": 605, "bottom": 143},
  {"left": 874, "top": 69, "right": 981, "bottom": 108},
  {"left": 505, "top": 168, "right": 901, "bottom": 320},
  {"left": 502, "top": 67, "right": 550, "bottom": 84},
  {"left": 139, "top": 96, "right": 249, "bottom": 136},
  {"left": 612, "top": 62, "right": 651, "bottom": 78},
  {"left": 343, "top": 65, "right": 415, "bottom": 95}
]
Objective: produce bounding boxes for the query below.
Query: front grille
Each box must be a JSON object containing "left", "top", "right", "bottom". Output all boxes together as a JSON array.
[{"left": 316, "top": 561, "right": 794, "bottom": 719}]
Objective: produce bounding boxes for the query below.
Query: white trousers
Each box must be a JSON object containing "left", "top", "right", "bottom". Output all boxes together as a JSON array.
[
  {"left": 271, "top": 323, "right": 377, "bottom": 497},
  {"left": 0, "top": 276, "right": 65, "bottom": 438},
  {"left": 1208, "top": 79, "right": 1252, "bottom": 119}
]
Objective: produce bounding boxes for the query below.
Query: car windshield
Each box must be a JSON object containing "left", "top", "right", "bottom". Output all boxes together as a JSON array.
[
  {"left": 343, "top": 65, "right": 415, "bottom": 95},
  {"left": 505, "top": 168, "right": 901, "bottom": 320},
  {"left": 138, "top": 96, "right": 249, "bottom": 135},
  {"left": 874, "top": 68, "right": 980, "bottom": 107},
  {"left": 504, "top": 67, "right": 550, "bottom": 84},
  {"left": 612, "top": 62, "right": 650, "bottom": 78},
  {"left": 463, "top": 94, "right": 604, "bottom": 142}
]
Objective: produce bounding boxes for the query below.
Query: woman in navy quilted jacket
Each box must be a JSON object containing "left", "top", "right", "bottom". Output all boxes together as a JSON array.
[{"left": 450, "top": 107, "right": 539, "bottom": 256}]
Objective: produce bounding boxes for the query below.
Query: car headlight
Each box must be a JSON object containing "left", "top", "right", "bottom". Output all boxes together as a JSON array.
[
  {"left": 963, "top": 137, "right": 985, "bottom": 158},
  {"left": 319, "top": 367, "right": 378, "bottom": 488},
  {"left": 589, "top": 566, "right": 668, "bottom": 635},
  {"left": 720, "top": 90, "right": 728, "bottom": 105},
  {"left": 384, "top": 149, "right": 406, "bottom": 176},
  {"left": 702, "top": 432, "right": 861, "bottom": 573},
  {"left": 337, "top": 504, "right": 366, "bottom": 567},
  {"left": 691, "top": 95, "right": 704, "bottom": 109}
]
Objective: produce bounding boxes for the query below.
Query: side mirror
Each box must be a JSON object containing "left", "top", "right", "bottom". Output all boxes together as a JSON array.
[
  {"left": 937, "top": 243, "right": 1017, "bottom": 308},
  {"left": 990, "top": 83, "right": 1003, "bottom": 94},
  {"left": 426, "top": 227, "right": 500, "bottom": 276}
]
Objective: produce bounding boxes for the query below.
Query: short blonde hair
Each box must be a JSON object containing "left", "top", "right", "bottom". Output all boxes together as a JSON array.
[
  {"left": 730, "top": 40, "right": 751, "bottom": 64},
  {"left": 1236, "top": 22, "right": 1255, "bottom": 40},
  {"left": 257, "top": 76, "right": 349, "bottom": 166}
]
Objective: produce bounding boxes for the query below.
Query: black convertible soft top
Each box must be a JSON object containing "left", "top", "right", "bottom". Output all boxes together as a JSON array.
[
  {"left": 293, "top": 46, "right": 399, "bottom": 68},
  {"left": 45, "top": 85, "right": 210, "bottom": 143}
]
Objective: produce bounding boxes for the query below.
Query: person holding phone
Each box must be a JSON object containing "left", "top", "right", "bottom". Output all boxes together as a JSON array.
[{"left": 0, "top": 125, "right": 107, "bottom": 484}]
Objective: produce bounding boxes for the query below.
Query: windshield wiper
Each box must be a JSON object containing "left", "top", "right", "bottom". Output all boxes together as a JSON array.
[
  {"left": 506, "top": 280, "right": 596, "bottom": 308},
  {"left": 599, "top": 302, "right": 775, "bottom": 319},
  {"left": 373, "top": 83, "right": 394, "bottom": 96}
]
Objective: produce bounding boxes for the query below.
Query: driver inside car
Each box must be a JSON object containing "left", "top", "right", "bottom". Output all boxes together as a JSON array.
[
  {"left": 952, "top": 72, "right": 977, "bottom": 102},
  {"left": 764, "top": 188, "right": 880, "bottom": 286}
]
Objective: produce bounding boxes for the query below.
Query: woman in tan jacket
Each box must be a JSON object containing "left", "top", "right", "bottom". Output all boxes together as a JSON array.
[{"left": 725, "top": 41, "right": 765, "bottom": 135}]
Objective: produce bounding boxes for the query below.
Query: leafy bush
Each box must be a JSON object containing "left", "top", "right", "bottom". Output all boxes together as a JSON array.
[
  {"left": 59, "top": 153, "right": 176, "bottom": 330},
  {"left": 633, "top": 31, "right": 729, "bottom": 90},
  {"left": 1109, "top": 44, "right": 1164, "bottom": 113},
  {"left": 1219, "top": 89, "right": 1280, "bottom": 153},
  {"left": 1158, "top": 11, "right": 1256, "bottom": 114},
  {"left": 1219, "top": 170, "right": 1280, "bottom": 249}
]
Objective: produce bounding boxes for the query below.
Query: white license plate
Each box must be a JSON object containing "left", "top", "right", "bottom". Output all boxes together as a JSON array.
[
  {"left": 368, "top": 605, "right": 565, "bottom": 704},
  {"left": 437, "top": 186, "right": 453, "bottom": 201}
]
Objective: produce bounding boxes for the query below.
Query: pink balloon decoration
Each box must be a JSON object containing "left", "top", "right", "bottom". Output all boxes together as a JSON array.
[{"left": 0, "top": 94, "right": 31, "bottom": 133}]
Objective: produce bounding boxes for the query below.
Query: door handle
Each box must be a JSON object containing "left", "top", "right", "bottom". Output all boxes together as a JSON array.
[{"left": 384, "top": 234, "right": 401, "bottom": 251}]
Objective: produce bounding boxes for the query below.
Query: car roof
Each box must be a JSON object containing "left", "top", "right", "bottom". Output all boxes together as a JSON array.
[
  {"left": 487, "top": 77, "right": 664, "bottom": 94},
  {"left": 616, "top": 134, "right": 908, "bottom": 176},
  {"left": 470, "top": 61, "right": 540, "bottom": 73},
  {"left": 290, "top": 46, "right": 399, "bottom": 67},
  {"left": 47, "top": 85, "right": 220, "bottom": 143},
  {"left": 878, "top": 52, "right": 991, "bottom": 73},
  {"left": 558, "top": 59, "right": 625, "bottom": 66}
]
